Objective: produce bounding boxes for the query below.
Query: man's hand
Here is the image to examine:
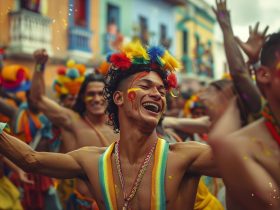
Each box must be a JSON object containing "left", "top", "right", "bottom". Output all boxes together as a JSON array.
[
  {"left": 235, "top": 22, "right": 269, "bottom": 64},
  {"left": 33, "top": 49, "right": 48, "bottom": 65},
  {"left": 212, "top": 0, "right": 231, "bottom": 30},
  {"left": 18, "top": 169, "right": 34, "bottom": 184}
]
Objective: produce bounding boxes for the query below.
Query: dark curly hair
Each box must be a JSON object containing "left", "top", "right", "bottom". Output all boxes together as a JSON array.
[
  {"left": 104, "top": 64, "right": 168, "bottom": 133},
  {"left": 72, "top": 73, "right": 104, "bottom": 116},
  {"left": 261, "top": 32, "right": 280, "bottom": 68}
]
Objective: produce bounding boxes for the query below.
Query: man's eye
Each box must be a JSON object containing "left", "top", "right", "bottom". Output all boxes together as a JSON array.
[
  {"left": 160, "top": 92, "right": 166, "bottom": 96},
  {"left": 139, "top": 85, "right": 149, "bottom": 90}
]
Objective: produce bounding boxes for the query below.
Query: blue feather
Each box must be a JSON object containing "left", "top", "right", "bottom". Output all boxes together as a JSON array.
[
  {"left": 148, "top": 46, "right": 165, "bottom": 62},
  {"left": 106, "top": 52, "right": 113, "bottom": 62}
]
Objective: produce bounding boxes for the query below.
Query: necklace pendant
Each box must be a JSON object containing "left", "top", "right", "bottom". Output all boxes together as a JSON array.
[{"left": 122, "top": 201, "right": 128, "bottom": 210}]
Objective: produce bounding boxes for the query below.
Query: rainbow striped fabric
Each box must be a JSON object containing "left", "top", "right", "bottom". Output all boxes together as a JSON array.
[{"left": 98, "top": 138, "right": 169, "bottom": 210}]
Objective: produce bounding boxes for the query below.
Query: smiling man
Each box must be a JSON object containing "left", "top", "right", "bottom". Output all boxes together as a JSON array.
[
  {"left": 30, "top": 49, "right": 118, "bottom": 209},
  {"left": 0, "top": 42, "right": 228, "bottom": 210}
]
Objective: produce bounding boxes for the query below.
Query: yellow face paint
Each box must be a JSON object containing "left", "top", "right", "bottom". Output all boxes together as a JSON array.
[
  {"left": 127, "top": 87, "right": 141, "bottom": 94},
  {"left": 85, "top": 96, "right": 93, "bottom": 102},
  {"left": 127, "top": 88, "right": 141, "bottom": 101}
]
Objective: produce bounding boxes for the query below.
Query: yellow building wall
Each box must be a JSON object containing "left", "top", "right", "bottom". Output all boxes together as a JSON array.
[
  {"left": 175, "top": 10, "right": 215, "bottom": 75},
  {"left": 47, "top": 0, "right": 100, "bottom": 57},
  {"left": 47, "top": 0, "right": 69, "bottom": 57},
  {"left": 0, "top": 0, "right": 100, "bottom": 98},
  {"left": 0, "top": 0, "right": 14, "bottom": 46},
  {"left": 186, "top": 19, "right": 214, "bottom": 60},
  {"left": 90, "top": 0, "right": 100, "bottom": 55}
]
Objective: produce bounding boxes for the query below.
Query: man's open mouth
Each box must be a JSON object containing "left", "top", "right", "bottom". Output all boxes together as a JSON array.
[{"left": 142, "top": 102, "right": 161, "bottom": 113}]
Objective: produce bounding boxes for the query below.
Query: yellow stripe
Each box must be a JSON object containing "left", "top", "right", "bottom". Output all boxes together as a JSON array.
[
  {"left": 104, "top": 143, "right": 117, "bottom": 209},
  {"left": 127, "top": 87, "right": 141, "bottom": 94},
  {"left": 151, "top": 139, "right": 164, "bottom": 210}
]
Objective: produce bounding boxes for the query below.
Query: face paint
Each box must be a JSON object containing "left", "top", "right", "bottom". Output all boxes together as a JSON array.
[
  {"left": 85, "top": 96, "right": 93, "bottom": 102},
  {"left": 127, "top": 88, "right": 141, "bottom": 101},
  {"left": 127, "top": 87, "right": 141, "bottom": 110},
  {"left": 126, "top": 72, "right": 149, "bottom": 110},
  {"left": 130, "top": 72, "right": 149, "bottom": 86}
]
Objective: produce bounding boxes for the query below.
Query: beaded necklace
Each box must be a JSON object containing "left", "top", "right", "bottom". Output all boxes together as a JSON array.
[
  {"left": 114, "top": 140, "right": 157, "bottom": 210},
  {"left": 262, "top": 104, "right": 280, "bottom": 145}
]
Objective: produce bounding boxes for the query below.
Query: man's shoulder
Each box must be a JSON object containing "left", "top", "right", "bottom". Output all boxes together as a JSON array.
[
  {"left": 169, "top": 141, "right": 209, "bottom": 158},
  {"left": 69, "top": 146, "right": 108, "bottom": 164},
  {"left": 229, "top": 118, "right": 266, "bottom": 141},
  {"left": 169, "top": 141, "right": 208, "bottom": 149},
  {"left": 77, "top": 146, "right": 108, "bottom": 154},
  {"left": 220, "top": 118, "right": 268, "bottom": 154}
]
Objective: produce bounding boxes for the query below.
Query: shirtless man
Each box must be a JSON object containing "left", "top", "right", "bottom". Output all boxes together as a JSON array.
[
  {"left": 31, "top": 50, "right": 118, "bottom": 208},
  {"left": 209, "top": 30, "right": 280, "bottom": 210},
  {"left": 0, "top": 43, "right": 231, "bottom": 210}
]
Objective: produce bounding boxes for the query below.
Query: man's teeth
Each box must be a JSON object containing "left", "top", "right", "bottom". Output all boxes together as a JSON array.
[{"left": 143, "top": 102, "right": 160, "bottom": 112}]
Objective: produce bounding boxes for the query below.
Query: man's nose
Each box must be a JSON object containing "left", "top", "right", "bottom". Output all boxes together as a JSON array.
[{"left": 149, "top": 87, "right": 161, "bottom": 100}]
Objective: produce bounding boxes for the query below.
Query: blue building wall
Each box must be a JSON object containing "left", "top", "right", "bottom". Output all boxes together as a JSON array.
[
  {"left": 99, "top": 0, "right": 133, "bottom": 54},
  {"left": 131, "top": 0, "right": 177, "bottom": 53}
]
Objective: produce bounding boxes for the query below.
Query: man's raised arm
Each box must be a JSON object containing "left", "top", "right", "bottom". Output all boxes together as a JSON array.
[
  {"left": 0, "top": 123, "right": 83, "bottom": 179},
  {"left": 213, "top": 0, "right": 262, "bottom": 114},
  {"left": 30, "top": 49, "right": 74, "bottom": 130}
]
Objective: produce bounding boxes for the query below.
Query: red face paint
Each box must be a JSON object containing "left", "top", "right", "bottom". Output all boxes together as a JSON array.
[{"left": 128, "top": 91, "right": 136, "bottom": 101}]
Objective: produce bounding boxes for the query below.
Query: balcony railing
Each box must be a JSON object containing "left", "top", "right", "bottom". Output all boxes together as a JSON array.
[
  {"left": 8, "top": 9, "right": 52, "bottom": 56},
  {"left": 68, "top": 26, "right": 92, "bottom": 53}
]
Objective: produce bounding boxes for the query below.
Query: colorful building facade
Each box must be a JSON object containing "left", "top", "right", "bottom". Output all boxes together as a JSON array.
[
  {"left": 176, "top": 0, "right": 216, "bottom": 79},
  {"left": 0, "top": 0, "right": 100, "bottom": 96},
  {"left": 100, "top": 0, "right": 184, "bottom": 55}
]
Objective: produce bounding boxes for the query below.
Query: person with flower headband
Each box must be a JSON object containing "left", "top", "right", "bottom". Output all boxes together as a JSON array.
[
  {"left": 0, "top": 42, "right": 235, "bottom": 210},
  {"left": 208, "top": 0, "right": 280, "bottom": 209}
]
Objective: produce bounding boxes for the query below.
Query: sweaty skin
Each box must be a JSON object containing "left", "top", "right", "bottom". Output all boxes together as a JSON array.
[{"left": 0, "top": 71, "right": 230, "bottom": 210}]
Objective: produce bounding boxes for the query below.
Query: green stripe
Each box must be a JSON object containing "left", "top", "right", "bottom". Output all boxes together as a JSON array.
[
  {"left": 98, "top": 152, "right": 111, "bottom": 210},
  {"left": 160, "top": 141, "right": 168, "bottom": 209},
  {"left": 0, "top": 122, "right": 7, "bottom": 134}
]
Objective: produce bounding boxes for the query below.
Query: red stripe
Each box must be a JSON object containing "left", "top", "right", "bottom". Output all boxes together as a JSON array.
[{"left": 264, "top": 121, "right": 280, "bottom": 146}]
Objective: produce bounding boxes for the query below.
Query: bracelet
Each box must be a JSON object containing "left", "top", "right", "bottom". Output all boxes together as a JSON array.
[
  {"left": 35, "top": 63, "right": 45, "bottom": 72},
  {"left": 0, "top": 122, "right": 7, "bottom": 134}
]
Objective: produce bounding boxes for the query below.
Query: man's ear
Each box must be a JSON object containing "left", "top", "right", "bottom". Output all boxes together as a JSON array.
[
  {"left": 256, "top": 66, "right": 271, "bottom": 85},
  {"left": 113, "top": 91, "right": 124, "bottom": 106}
]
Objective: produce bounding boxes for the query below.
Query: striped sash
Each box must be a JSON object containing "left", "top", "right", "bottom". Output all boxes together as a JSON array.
[{"left": 98, "top": 138, "right": 169, "bottom": 210}]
